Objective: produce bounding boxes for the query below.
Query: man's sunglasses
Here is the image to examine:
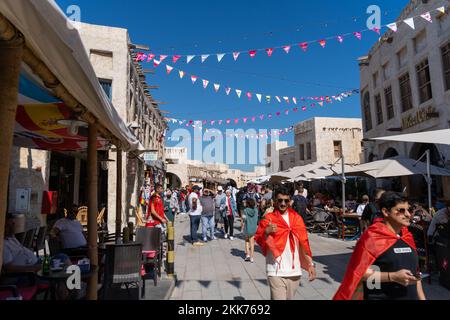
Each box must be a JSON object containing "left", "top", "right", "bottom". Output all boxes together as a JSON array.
[
  {"left": 277, "top": 199, "right": 290, "bottom": 204},
  {"left": 395, "top": 208, "right": 410, "bottom": 214}
]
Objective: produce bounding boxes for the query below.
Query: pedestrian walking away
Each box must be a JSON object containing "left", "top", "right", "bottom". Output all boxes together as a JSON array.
[
  {"left": 220, "top": 190, "right": 238, "bottom": 240},
  {"left": 243, "top": 198, "right": 259, "bottom": 263},
  {"left": 200, "top": 189, "right": 217, "bottom": 242}
]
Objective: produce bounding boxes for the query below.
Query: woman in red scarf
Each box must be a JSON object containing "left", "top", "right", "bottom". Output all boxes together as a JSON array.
[
  {"left": 334, "top": 192, "right": 426, "bottom": 300},
  {"left": 255, "top": 186, "right": 316, "bottom": 300}
]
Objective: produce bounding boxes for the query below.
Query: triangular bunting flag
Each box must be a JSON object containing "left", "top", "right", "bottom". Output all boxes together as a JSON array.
[
  {"left": 319, "top": 102, "right": 324, "bottom": 107},
  {"left": 243, "top": 117, "right": 248, "bottom": 123},
  {"left": 234, "top": 119, "right": 239, "bottom": 124},
  {"left": 266, "top": 48, "right": 274, "bottom": 57},
  {"left": 283, "top": 97, "right": 290, "bottom": 104},
  {"left": 214, "top": 84, "right": 220, "bottom": 92},
  {"left": 191, "top": 75, "right": 198, "bottom": 84},
  {"left": 136, "top": 52, "right": 145, "bottom": 62},
  {"left": 249, "top": 50, "right": 257, "bottom": 58},
  {"left": 283, "top": 46, "right": 291, "bottom": 54},
  {"left": 166, "top": 65, "right": 174, "bottom": 74},
  {"left": 285, "top": 110, "right": 289, "bottom": 115},
  {"left": 302, "top": 106, "right": 307, "bottom": 111},
  {"left": 159, "top": 55, "right": 168, "bottom": 62},
  {"left": 225, "top": 87, "right": 231, "bottom": 95},
  {"left": 187, "top": 55, "right": 195, "bottom": 64},
  {"left": 153, "top": 60, "right": 161, "bottom": 67},
  {"left": 236, "top": 89, "right": 242, "bottom": 98},
  {"left": 266, "top": 96, "right": 271, "bottom": 103},
  {"left": 179, "top": 70, "right": 185, "bottom": 79},
  {"left": 218, "top": 120, "right": 223, "bottom": 125},
  {"left": 319, "top": 40, "right": 326, "bottom": 48},
  {"left": 293, "top": 97, "right": 297, "bottom": 105},
  {"left": 201, "top": 54, "right": 210, "bottom": 63},
  {"left": 372, "top": 27, "right": 381, "bottom": 35},
  {"left": 251, "top": 117, "right": 256, "bottom": 122},
  {"left": 387, "top": 22, "right": 398, "bottom": 32},
  {"left": 404, "top": 17, "right": 415, "bottom": 30},
  {"left": 275, "top": 96, "right": 281, "bottom": 103},
  {"left": 147, "top": 53, "right": 156, "bottom": 62},
  {"left": 233, "top": 52, "right": 240, "bottom": 61},
  {"left": 293, "top": 107, "right": 298, "bottom": 112},
  {"left": 247, "top": 92, "right": 252, "bottom": 100},
  {"left": 256, "top": 94, "right": 262, "bottom": 103},
  {"left": 210, "top": 120, "right": 215, "bottom": 125},
  {"left": 259, "top": 115, "right": 265, "bottom": 120},
  {"left": 202, "top": 80, "right": 209, "bottom": 89},
  {"left": 299, "top": 42, "right": 308, "bottom": 52},
  {"left": 226, "top": 119, "right": 231, "bottom": 124},
  {"left": 438, "top": 6, "right": 445, "bottom": 14},
  {"left": 217, "top": 53, "right": 225, "bottom": 62},
  {"left": 172, "top": 55, "right": 181, "bottom": 64},
  {"left": 337, "top": 35, "right": 344, "bottom": 43},
  {"left": 420, "top": 12, "right": 432, "bottom": 23},
  {"left": 353, "top": 32, "right": 362, "bottom": 40}
]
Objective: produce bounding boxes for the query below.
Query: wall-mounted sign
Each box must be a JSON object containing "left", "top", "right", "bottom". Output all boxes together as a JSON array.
[
  {"left": 402, "top": 106, "right": 438, "bottom": 130},
  {"left": 144, "top": 152, "right": 158, "bottom": 162}
]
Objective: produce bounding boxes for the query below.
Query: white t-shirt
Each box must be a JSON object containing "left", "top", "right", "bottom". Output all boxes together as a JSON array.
[
  {"left": 266, "top": 212, "right": 302, "bottom": 277},
  {"left": 188, "top": 192, "right": 203, "bottom": 216},
  {"left": 356, "top": 204, "right": 367, "bottom": 216},
  {"left": 301, "top": 188, "right": 308, "bottom": 199},
  {"left": 3, "top": 237, "right": 38, "bottom": 267},
  {"left": 54, "top": 218, "right": 87, "bottom": 249}
]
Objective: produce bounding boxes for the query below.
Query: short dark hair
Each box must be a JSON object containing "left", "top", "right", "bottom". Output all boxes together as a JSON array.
[
  {"left": 379, "top": 192, "right": 406, "bottom": 212},
  {"left": 275, "top": 186, "right": 291, "bottom": 199},
  {"left": 246, "top": 198, "right": 256, "bottom": 209},
  {"left": 155, "top": 184, "right": 163, "bottom": 190}
]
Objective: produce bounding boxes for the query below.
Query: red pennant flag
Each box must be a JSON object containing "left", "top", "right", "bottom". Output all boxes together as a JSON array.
[
  {"left": 371, "top": 28, "right": 381, "bottom": 35},
  {"left": 319, "top": 40, "right": 326, "bottom": 48},
  {"left": 299, "top": 42, "right": 308, "bottom": 52},
  {"left": 283, "top": 46, "right": 291, "bottom": 54},
  {"left": 249, "top": 50, "right": 257, "bottom": 58},
  {"left": 202, "top": 79, "right": 209, "bottom": 89},
  {"left": 203, "top": 120, "right": 207, "bottom": 125},
  {"left": 147, "top": 53, "right": 156, "bottom": 62},
  {"left": 172, "top": 55, "right": 181, "bottom": 64},
  {"left": 275, "top": 112, "right": 281, "bottom": 116},
  {"left": 136, "top": 52, "right": 145, "bottom": 62},
  {"left": 266, "top": 48, "right": 274, "bottom": 57}
]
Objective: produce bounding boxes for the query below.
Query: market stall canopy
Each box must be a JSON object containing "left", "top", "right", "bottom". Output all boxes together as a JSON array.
[
  {"left": 371, "top": 129, "right": 450, "bottom": 146},
  {"left": 247, "top": 176, "right": 271, "bottom": 184},
  {"left": 350, "top": 157, "right": 450, "bottom": 179},
  {"left": 0, "top": 0, "right": 139, "bottom": 151},
  {"left": 270, "top": 161, "right": 330, "bottom": 182}
]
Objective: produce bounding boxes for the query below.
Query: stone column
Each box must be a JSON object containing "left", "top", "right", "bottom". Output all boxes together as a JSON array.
[{"left": 0, "top": 32, "right": 24, "bottom": 271}]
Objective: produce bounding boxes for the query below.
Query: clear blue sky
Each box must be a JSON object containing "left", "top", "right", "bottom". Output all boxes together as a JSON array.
[{"left": 56, "top": 0, "right": 409, "bottom": 171}]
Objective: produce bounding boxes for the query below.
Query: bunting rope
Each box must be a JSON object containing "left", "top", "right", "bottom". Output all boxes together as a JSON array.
[
  {"left": 160, "top": 62, "right": 358, "bottom": 105},
  {"left": 136, "top": 6, "right": 445, "bottom": 65}
]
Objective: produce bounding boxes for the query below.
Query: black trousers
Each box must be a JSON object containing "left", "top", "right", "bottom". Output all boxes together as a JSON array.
[{"left": 224, "top": 215, "right": 235, "bottom": 236}]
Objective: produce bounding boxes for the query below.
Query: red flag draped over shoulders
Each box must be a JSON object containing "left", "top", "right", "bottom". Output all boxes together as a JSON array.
[
  {"left": 333, "top": 222, "right": 416, "bottom": 300},
  {"left": 255, "top": 208, "right": 312, "bottom": 270}
]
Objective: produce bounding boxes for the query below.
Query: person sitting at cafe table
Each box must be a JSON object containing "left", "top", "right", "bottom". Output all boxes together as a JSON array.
[
  {"left": 50, "top": 205, "right": 87, "bottom": 250},
  {"left": 356, "top": 195, "right": 370, "bottom": 216}
]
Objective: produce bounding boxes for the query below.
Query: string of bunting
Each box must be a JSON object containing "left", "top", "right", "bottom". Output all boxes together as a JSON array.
[
  {"left": 159, "top": 62, "right": 357, "bottom": 105},
  {"left": 136, "top": 6, "right": 445, "bottom": 65},
  {"left": 167, "top": 126, "right": 295, "bottom": 140}
]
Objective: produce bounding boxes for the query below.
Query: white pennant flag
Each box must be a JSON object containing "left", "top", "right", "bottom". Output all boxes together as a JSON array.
[
  {"left": 293, "top": 97, "right": 297, "bottom": 105},
  {"left": 233, "top": 52, "right": 240, "bottom": 61},
  {"left": 420, "top": 12, "right": 432, "bottom": 23},
  {"left": 404, "top": 17, "right": 415, "bottom": 30},
  {"left": 187, "top": 55, "right": 195, "bottom": 64},
  {"left": 217, "top": 53, "right": 225, "bottom": 62},
  {"left": 387, "top": 22, "right": 398, "bottom": 32},
  {"left": 275, "top": 96, "right": 281, "bottom": 103},
  {"left": 438, "top": 6, "right": 446, "bottom": 14},
  {"left": 166, "top": 65, "right": 174, "bottom": 74},
  {"left": 201, "top": 54, "right": 210, "bottom": 63},
  {"left": 256, "top": 94, "right": 262, "bottom": 103},
  {"left": 214, "top": 84, "right": 220, "bottom": 92},
  {"left": 236, "top": 89, "right": 242, "bottom": 98},
  {"left": 179, "top": 70, "right": 185, "bottom": 79},
  {"left": 225, "top": 87, "right": 231, "bottom": 95},
  {"left": 202, "top": 79, "right": 209, "bottom": 89}
]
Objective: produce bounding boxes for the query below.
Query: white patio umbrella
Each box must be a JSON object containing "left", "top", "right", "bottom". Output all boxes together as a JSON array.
[{"left": 371, "top": 129, "right": 450, "bottom": 146}]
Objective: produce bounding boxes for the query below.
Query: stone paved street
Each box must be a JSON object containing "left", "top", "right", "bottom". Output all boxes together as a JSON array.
[{"left": 170, "top": 214, "right": 450, "bottom": 300}]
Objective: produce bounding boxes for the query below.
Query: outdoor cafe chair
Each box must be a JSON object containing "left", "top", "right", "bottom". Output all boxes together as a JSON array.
[
  {"left": 23, "top": 228, "right": 37, "bottom": 250},
  {"left": 310, "top": 208, "right": 334, "bottom": 235},
  {"left": 102, "top": 243, "right": 143, "bottom": 300},
  {"left": 34, "top": 226, "right": 47, "bottom": 257},
  {"left": 136, "top": 227, "right": 162, "bottom": 291},
  {"left": 77, "top": 206, "right": 88, "bottom": 226}
]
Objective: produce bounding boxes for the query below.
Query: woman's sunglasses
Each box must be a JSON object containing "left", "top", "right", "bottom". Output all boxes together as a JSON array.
[{"left": 395, "top": 208, "right": 410, "bottom": 214}]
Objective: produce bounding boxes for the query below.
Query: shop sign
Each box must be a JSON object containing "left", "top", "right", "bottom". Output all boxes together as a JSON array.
[
  {"left": 402, "top": 106, "right": 438, "bottom": 130},
  {"left": 144, "top": 152, "right": 158, "bottom": 162}
]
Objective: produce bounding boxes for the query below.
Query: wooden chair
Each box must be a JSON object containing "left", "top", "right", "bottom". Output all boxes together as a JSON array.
[
  {"left": 97, "top": 208, "right": 106, "bottom": 228},
  {"left": 77, "top": 206, "right": 88, "bottom": 226}
]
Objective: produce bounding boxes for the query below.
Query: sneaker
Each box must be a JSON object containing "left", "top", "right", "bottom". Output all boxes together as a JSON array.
[
  {"left": 203, "top": 237, "right": 208, "bottom": 242},
  {"left": 244, "top": 256, "right": 251, "bottom": 262},
  {"left": 212, "top": 236, "right": 218, "bottom": 240},
  {"left": 250, "top": 258, "right": 254, "bottom": 263},
  {"left": 224, "top": 234, "right": 228, "bottom": 239},
  {"left": 229, "top": 236, "right": 234, "bottom": 241}
]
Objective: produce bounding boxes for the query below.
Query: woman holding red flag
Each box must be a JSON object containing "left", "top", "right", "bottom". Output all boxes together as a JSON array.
[
  {"left": 255, "top": 186, "right": 316, "bottom": 300},
  {"left": 334, "top": 191, "right": 426, "bottom": 300}
]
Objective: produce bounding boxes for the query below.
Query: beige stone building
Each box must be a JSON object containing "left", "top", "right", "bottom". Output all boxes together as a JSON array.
[
  {"left": 359, "top": 0, "right": 450, "bottom": 199},
  {"left": 266, "top": 141, "right": 289, "bottom": 174}
]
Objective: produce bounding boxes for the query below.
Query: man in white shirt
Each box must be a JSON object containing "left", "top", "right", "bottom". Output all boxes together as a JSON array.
[
  {"left": 189, "top": 186, "right": 204, "bottom": 246},
  {"left": 51, "top": 205, "right": 87, "bottom": 249},
  {"left": 298, "top": 183, "right": 308, "bottom": 199},
  {"left": 255, "top": 187, "right": 316, "bottom": 300},
  {"left": 427, "top": 201, "right": 450, "bottom": 240},
  {"left": 356, "top": 195, "right": 370, "bottom": 216}
]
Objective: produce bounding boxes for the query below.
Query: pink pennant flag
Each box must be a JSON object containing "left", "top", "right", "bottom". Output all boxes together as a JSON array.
[
  {"left": 236, "top": 89, "right": 242, "bottom": 98},
  {"left": 153, "top": 60, "right": 161, "bottom": 67},
  {"left": 302, "top": 106, "right": 307, "bottom": 111},
  {"left": 214, "top": 84, "right": 220, "bottom": 92},
  {"left": 293, "top": 107, "right": 299, "bottom": 112},
  {"left": 249, "top": 50, "right": 257, "bottom": 58},
  {"left": 191, "top": 75, "right": 198, "bottom": 84},
  {"left": 218, "top": 120, "right": 223, "bottom": 125},
  {"left": 353, "top": 32, "right": 362, "bottom": 40},
  {"left": 251, "top": 117, "right": 256, "bottom": 122},
  {"left": 268, "top": 114, "right": 273, "bottom": 119},
  {"left": 371, "top": 27, "right": 381, "bottom": 35},
  {"left": 283, "top": 46, "right": 291, "bottom": 54},
  {"left": 233, "top": 52, "right": 240, "bottom": 61},
  {"left": 283, "top": 97, "right": 290, "bottom": 104},
  {"left": 179, "top": 70, "right": 185, "bottom": 79},
  {"left": 147, "top": 53, "right": 156, "bottom": 62},
  {"left": 201, "top": 54, "right": 210, "bottom": 63},
  {"left": 319, "top": 39, "right": 326, "bottom": 48},
  {"left": 217, "top": 53, "right": 225, "bottom": 62},
  {"left": 226, "top": 119, "right": 231, "bottom": 124},
  {"left": 285, "top": 110, "right": 289, "bottom": 115},
  {"left": 293, "top": 97, "right": 297, "bottom": 105},
  {"left": 186, "top": 55, "right": 195, "bottom": 64},
  {"left": 337, "top": 35, "right": 344, "bottom": 43},
  {"left": 266, "top": 48, "right": 274, "bottom": 57},
  {"left": 256, "top": 94, "right": 262, "bottom": 103},
  {"left": 210, "top": 120, "right": 215, "bottom": 126},
  {"left": 247, "top": 92, "right": 252, "bottom": 100},
  {"left": 202, "top": 80, "right": 209, "bottom": 89},
  {"left": 172, "top": 55, "right": 181, "bottom": 64},
  {"left": 420, "top": 12, "right": 432, "bottom": 23},
  {"left": 234, "top": 119, "right": 239, "bottom": 124},
  {"left": 387, "top": 22, "right": 398, "bottom": 32},
  {"left": 275, "top": 96, "right": 281, "bottom": 103},
  {"left": 166, "top": 65, "right": 174, "bottom": 74},
  {"left": 225, "top": 87, "right": 231, "bottom": 95},
  {"left": 243, "top": 117, "right": 248, "bottom": 123},
  {"left": 136, "top": 52, "right": 145, "bottom": 62},
  {"left": 203, "top": 120, "right": 207, "bottom": 125},
  {"left": 160, "top": 55, "right": 168, "bottom": 62},
  {"left": 299, "top": 42, "right": 308, "bottom": 52},
  {"left": 259, "top": 115, "right": 265, "bottom": 120}
]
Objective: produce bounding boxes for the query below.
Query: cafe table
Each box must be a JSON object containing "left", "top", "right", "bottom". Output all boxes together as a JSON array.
[{"left": 37, "top": 265, "right": 97, "bottom": 300}]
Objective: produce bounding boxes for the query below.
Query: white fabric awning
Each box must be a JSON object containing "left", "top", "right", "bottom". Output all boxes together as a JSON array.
[
  {"left": 0, "top": 0, "right": 140, "bottom": 151},
  {"left": 372, "top": 129, "right": 450, "bottom": 146}
]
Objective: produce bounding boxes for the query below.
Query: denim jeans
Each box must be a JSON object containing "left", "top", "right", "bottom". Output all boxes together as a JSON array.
[
  {"left": 201, "top": 216, "right": 215, "bottom": 239},
  {"left": 189, "top": 215, "right": 202, "bottom": 243}
]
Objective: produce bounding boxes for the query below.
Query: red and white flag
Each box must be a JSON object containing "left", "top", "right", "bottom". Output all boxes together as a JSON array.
[
  {"left": 153, "top": 60, "right": 161, "bottom": 67},
  {"left": 160, "top": 55, "right": 168, "bottom": 62},
  {"left": 214, "top": 84, "right": 220, "bottom": 92},
  {"left": 387, "top": 22, "right": 398, "bottom": 32},
  {"left": 283, "top": 46, "right": 291, "bottom": 54},
  {"left": 172, "top": 55, "right": 181, "bottom": 64},
  {"left": 319, "top": 39, "right": 326, "bottom": 48},
  {"left": 353, "top": 32, "right": 362, "bottom": 40},
  {"left": 202, "top": 79, "right": 209, "bottom": 89},
  {"left": 283, "top": 97, "right": 290, "bottom": 104},
  {"left": 299, "top": 42, "right": 308, "bottom": 52},
  {"left": 249, "top": 50, "right": 257, "bottom": 58},
  {"left": 147, "top": 53, "right": 156, "bottom": 62},
  {"left": 420, "top": 12, "right": 432, "bottom": 23},
  {"left": 191, "top": 75, "right": 198, "bottom": 84},
  {"left": 266, "top": 48, "right": 274, "bottom": 57},
  {"left": 166, "top": 65, "right": 174, "bottom": 74},
  {"left": 233, "top": 52, "right": 240, "bottom": 61}
]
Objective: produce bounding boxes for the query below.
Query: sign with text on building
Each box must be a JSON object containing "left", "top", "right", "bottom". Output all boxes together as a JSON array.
[
  {"left": 144, "top": 152, "right": 158, "bottom": 162},
  {"left": 402, "top": 106, "right": 438, "bottom": 130}
]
